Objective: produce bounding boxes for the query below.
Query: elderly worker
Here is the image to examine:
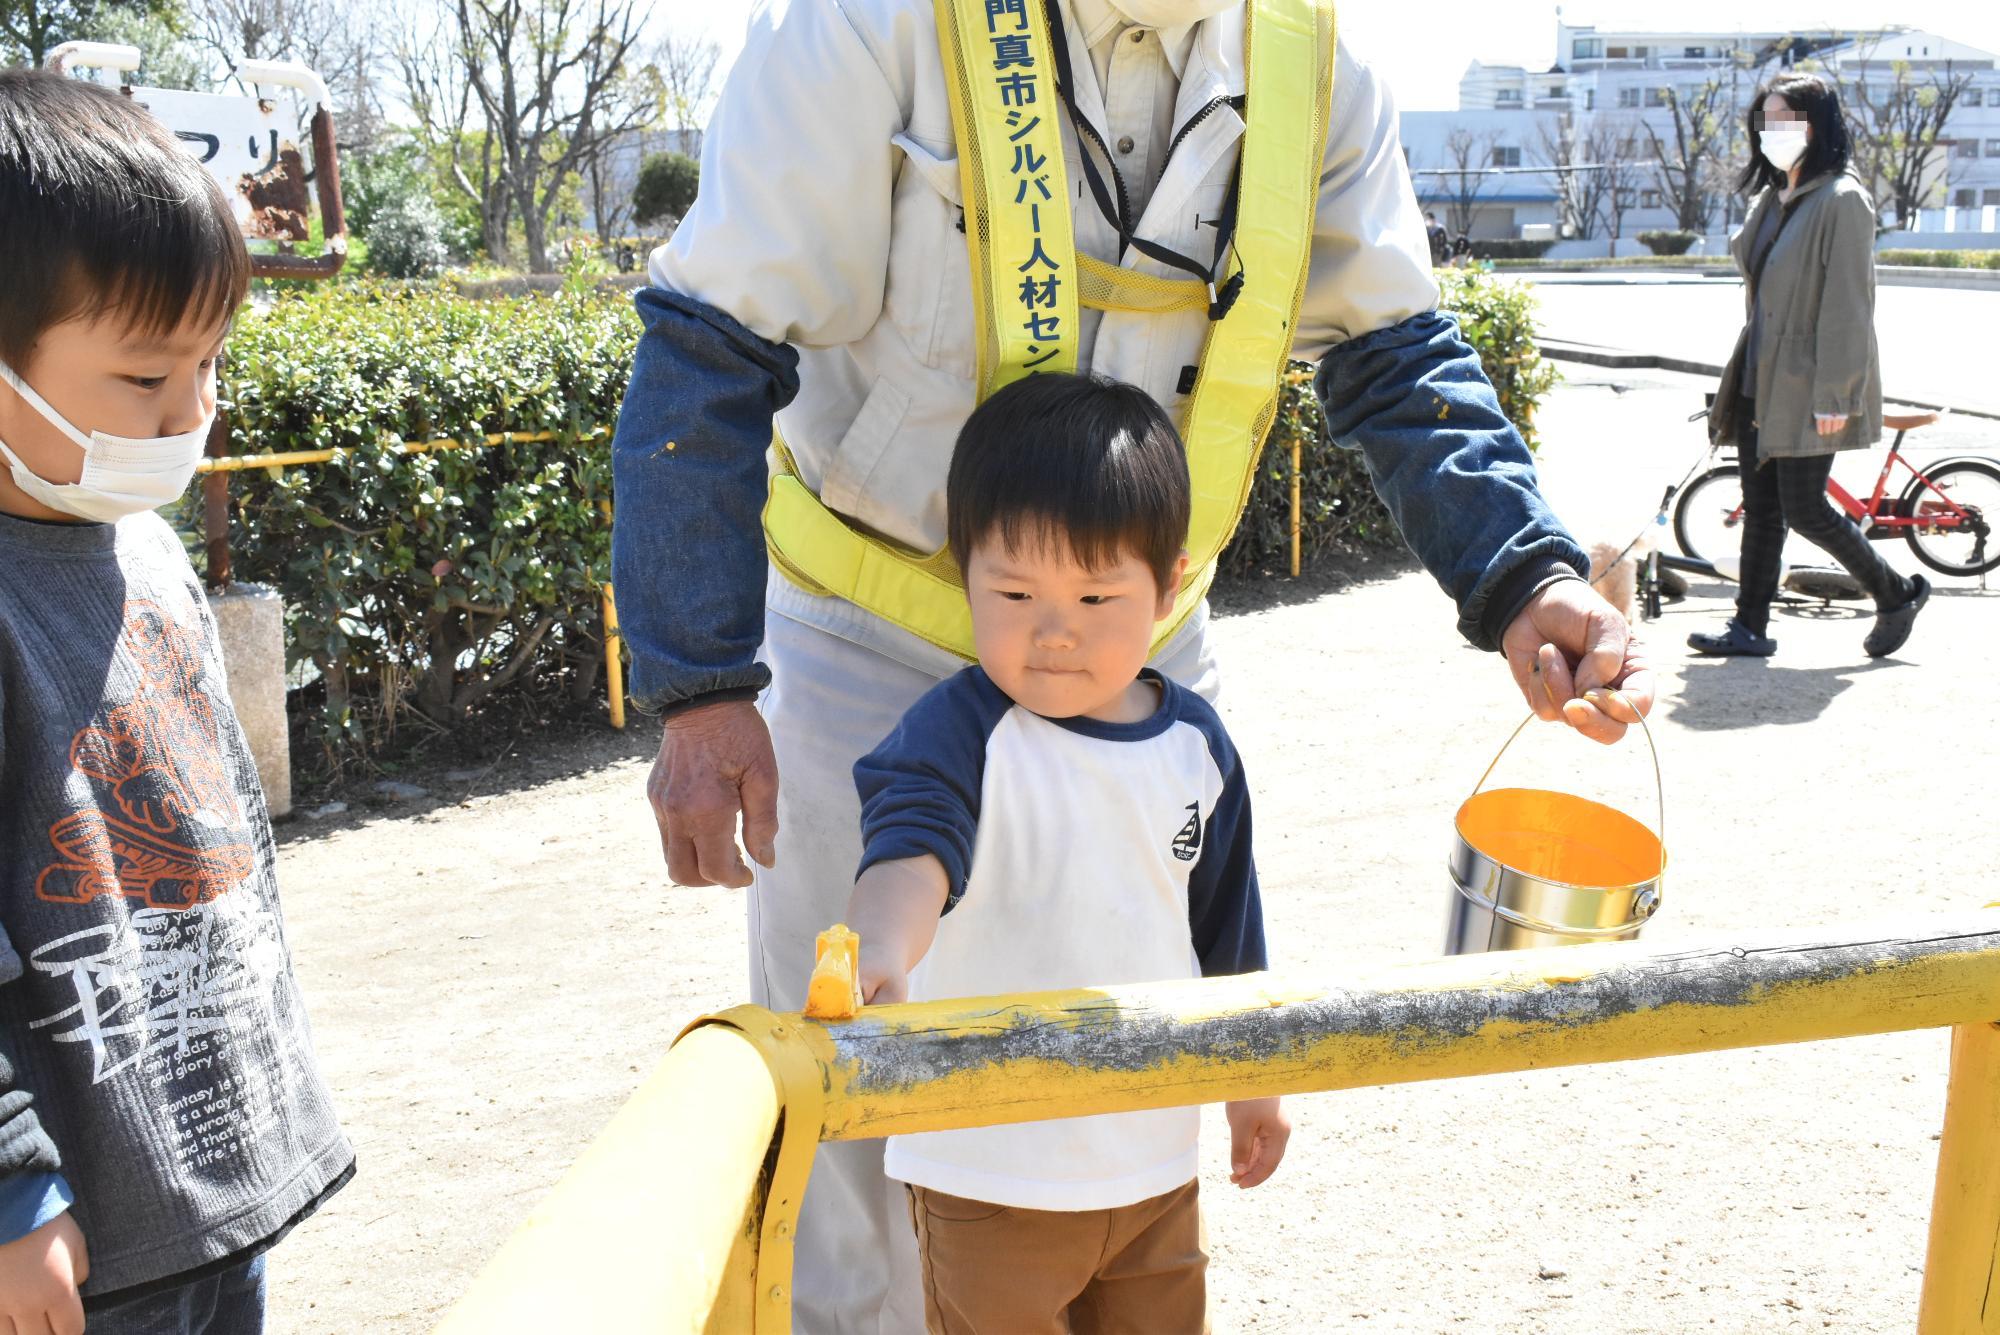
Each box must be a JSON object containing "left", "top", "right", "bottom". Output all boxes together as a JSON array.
[{"left": 611, "top": 0, "right": 1654, "bottom": 1327}]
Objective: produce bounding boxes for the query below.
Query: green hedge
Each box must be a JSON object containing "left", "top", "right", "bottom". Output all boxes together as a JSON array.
[
  {"left": 208, "top": 271, "right": 1551, "bottom": 766},
  {"left": 204, "top": 281, "right": 633, "bottom": 768},
  {"left": 1637, "top": 229, "right": 1699, "bottom": 256},
  {"left": 1877, "top": 249, "right": 2000, "bottom": 270},
  {"left": 1467, "top": 238, "right": 1558, "bottom": 260}
]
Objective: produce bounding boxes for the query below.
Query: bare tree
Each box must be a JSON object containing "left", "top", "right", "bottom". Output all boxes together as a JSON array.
[
  {"left": 191, "top": 0, "right": 385, "bottom": 149},
  {"left": 654, "top": 29, "right": 716, "bottom": 150},
  {"left": 1589, "top": 120, "right": 1643, "bottom": 256},
  {"left": 1431, "top": 127, "right": 1502, "bottom": 239},
  {"left": 1835, "top": 47, "right": 1972, "bottom": 229},
  {"left": 399, "top": 0, "right": 656, "bottom": 271},
  {"left": 582, "top": 30, "right": 715, "bottom": 244},
  {"left": 1639, "top": 79, "right": 1730, "bottom": 232},
  {"left": 1533, "top": 113, "right": 1602, "bottom": 239}
]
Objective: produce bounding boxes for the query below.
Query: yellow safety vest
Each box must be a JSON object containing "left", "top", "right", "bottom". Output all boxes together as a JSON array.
[{"left": 764, "top": 0, "right": 1337, "bottom": 660}]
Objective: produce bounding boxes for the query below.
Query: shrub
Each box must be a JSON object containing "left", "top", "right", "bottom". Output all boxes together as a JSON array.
[
  {"left": 207, "top": 272, "right": 1550, "bottom": 766},
  {"left": 1220, "top": 270, "right": 1557, "bottom": 575},
  {"left": 1467, "top": 238, "right": 1558, "bottom": 260},
  {"left": 365, "top": 194, "right": 454, "bottom": 279},
  {"left": 632, "top": 152, "right": 701, "bottom": 229},
  {"left": 1637, "top": 229, "right": 1699, "bottom": 256},
  {"left": 1877, "top": 249, "right": 2000, "bottom": 270},
  {"left": 204, "top": 282, "right": 634, "bottom": 769}
]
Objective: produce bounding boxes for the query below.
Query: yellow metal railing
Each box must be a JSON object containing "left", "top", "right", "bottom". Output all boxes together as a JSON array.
[
  {"left": 438, "top": 909, "right": 2000, "bottom": 1333},
  {"left": 194, "top": 427, "right": 629, "bottom": 728}
]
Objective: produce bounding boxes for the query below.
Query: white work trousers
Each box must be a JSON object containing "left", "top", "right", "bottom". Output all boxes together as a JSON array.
[{"left": 751, "top": 575, "right": 1220, "bottom": 1334}]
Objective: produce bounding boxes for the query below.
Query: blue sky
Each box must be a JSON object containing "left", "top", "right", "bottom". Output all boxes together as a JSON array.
[{"left": 660, "top": 1, "right": 2000, "bottom": 112}]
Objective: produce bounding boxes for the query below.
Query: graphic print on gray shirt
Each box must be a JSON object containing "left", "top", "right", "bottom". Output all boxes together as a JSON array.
[{"left": 0, "top": 511, "right": 351, "bottom": 1298}]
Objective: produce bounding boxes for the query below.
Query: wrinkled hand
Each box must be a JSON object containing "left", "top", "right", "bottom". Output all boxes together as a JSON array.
[
  {"left": 1500, "top": 579, "right": 1655, "bottom": 744},
  {"left": 1814, "top": 413, "right": 1849, "bottom": 437},
  {"left": 0, "top": 1212, "right": 88, "bottom": 1335},
  {"left": 1225, "top": 1097, "right": 1290, "bottom": 1189},
  {"left": 648, "top": 700, "right": 779, "bottom": 889}
]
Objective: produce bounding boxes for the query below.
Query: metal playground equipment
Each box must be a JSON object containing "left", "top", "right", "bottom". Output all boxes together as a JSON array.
[{"left": 437, "top": 911, "right": 2000, "bottom": 1333}]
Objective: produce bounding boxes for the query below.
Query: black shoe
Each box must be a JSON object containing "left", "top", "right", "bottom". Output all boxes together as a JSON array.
[
  {"left": 1864, "top": 574, "right": 1931, "bottom": 658},
  {"left": 1687, "top": 619, "right": 1777, "bottom": 657}
]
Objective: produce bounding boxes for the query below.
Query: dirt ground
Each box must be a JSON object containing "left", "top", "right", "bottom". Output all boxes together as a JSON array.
[{"left": 265, "top": 365, "right": 1999, "bottom": 1332}]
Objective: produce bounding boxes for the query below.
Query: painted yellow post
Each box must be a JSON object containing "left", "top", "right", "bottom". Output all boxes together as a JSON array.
[
  {"left": 436, "top": 1025, "right": 778, "bottom": 1334},
  {"left": 1919, "top": 1020, "right": 2000, "bottom": 1333},
  {"left": 1289, "top": 433, "right": 1303, "bottom": 578},
  {"left": 601, "top": 584, "right": 626, "bottom": 730}
]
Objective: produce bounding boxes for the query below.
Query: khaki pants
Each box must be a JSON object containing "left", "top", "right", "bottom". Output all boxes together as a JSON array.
[{"left": 906, "top": 1181, "right": 1208, "bottom": 1334}]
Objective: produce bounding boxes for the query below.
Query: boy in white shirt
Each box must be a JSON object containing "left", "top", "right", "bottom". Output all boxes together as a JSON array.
[{"left": 847, "top": 372, "right": 1288, "bottom": 1332}]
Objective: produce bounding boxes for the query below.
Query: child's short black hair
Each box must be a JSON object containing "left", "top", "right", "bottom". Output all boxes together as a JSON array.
[
  {"left": 0, "top": 68, "right": 249, "bottom": 369},
  {"left": 947, "top": 372, "right": 1190, "bottom": 592}
]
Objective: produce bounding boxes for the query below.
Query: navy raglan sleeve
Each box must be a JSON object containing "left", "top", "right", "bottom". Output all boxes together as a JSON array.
[
  {"left": 1182, "top": 702, "right": 1267, "bottom": 977},
  {"left": 853, "top": 671, "right": 1011, "bottom": 913}
]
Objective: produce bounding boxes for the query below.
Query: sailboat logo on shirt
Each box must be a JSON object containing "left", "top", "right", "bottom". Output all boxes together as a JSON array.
[{"left": 1171, "top": 802, "right": 1202, "bottom": 862}]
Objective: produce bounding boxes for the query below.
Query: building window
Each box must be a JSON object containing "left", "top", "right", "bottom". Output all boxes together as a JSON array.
[
  {"left": 1491, "top": 145, "right": 1522, "bottom": 168},
  {"left": 1964, "top": 88, "right": 1983, "bottom": 107},
  {"left": 1645, "top": 87, "right": 1672, "bottom": 108},
  {"left": 1684, "top": 46, "right": 1705, "bottom": 58},
  {"left": 1606, "top": 45, "right": 1627, "bottom": 59},
  {"left": 1634, "top": 45, "right": 1651, "bottom": 58},
  {"left": 1988, "top": 140, "right": 2000, "bottom": 158},
  {"left": 1495, "top": 88, "right": 1523, "bottom": 106},
  {"left": 1585, "top": 89, "right": 1596, "bottom": 110},
  {"left": 1615, "top": 188, "right": 1636, "bottom": 207},
  {"left": 1573, "top": 38, "right": 1602, "bottom": 59},
  {"left": 1641, "top": 189, "right": 1662, "bottom": 209},
  {"left": 1954, "top": 189, "right": 1978, "bottom": 209},
  {"left": 1951, "top": 139, "right": 1980, "bottom": 159},
  {"left": 1984, "top": 189, "right": 2000, "bottom": 207},
  {"left": 1618, "top": 87, "right": 1641, "bottom": 108}
]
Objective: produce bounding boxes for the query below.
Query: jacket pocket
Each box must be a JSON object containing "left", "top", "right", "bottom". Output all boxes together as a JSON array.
[
  {"left": 1759, "top": 334, "right": 1816, "bottom": 453},
  {"left": 885, "top": 133, "right": 976, "bottom": 378},
  {"left": 819, "top": 375, "right": 914, "bottom": 533}
]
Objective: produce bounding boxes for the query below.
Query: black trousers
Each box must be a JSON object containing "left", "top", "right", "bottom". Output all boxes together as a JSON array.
[{"left": 1734, "top": 424, "right": 1910, "bottom": 633}]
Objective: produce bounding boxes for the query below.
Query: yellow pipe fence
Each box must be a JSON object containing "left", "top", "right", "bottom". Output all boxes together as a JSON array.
[
  {"left": 437, "top": 909, "right": 2000, "bottom": 1333},
  {"left": 194, "top": 427, "right": 627, "bottom": 728}
]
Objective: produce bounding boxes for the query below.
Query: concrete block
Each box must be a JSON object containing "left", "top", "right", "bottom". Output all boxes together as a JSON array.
[{"left": 207, "top": 581, "right": 293, "bottom": 819}]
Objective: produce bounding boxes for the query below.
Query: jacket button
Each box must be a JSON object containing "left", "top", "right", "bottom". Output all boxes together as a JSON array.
[{"left": 1116, "top": 135, "right": 1135, "bottom": 155}]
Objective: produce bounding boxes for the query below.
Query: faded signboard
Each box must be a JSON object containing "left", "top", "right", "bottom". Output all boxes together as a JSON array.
[{"left": 129, "top": 87, "right": 313, "bottom": 242}]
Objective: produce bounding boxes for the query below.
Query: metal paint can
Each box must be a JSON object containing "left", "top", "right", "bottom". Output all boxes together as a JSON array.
[{"left": 1444, "top": 692, "right": 1664, "bottom": 955}]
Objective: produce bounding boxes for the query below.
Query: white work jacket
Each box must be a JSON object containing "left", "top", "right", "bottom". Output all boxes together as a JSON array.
[{"left": 652, "top": 0, "right": 1440, "bottom": 560}]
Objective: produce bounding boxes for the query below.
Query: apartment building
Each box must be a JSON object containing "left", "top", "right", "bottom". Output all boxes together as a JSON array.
[{"left": 1402, "top": 20, "right": 2000, "bottom": 245}]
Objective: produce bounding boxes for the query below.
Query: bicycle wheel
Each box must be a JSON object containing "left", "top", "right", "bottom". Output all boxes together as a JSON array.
[
  {"left": 1903, "top": 458, "right": 2000, "bottom": 575},
  {"left": 1672, "top": 466, "right": 1745, "bottom": 565}
]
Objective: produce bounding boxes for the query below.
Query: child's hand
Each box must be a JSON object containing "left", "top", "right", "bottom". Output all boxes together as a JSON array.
[
  {"left": 0, "top": 1211, "right": 90, "bottom": 1335},
  {"left": 857, "top": 942, "right": 912, "bottom": 1005},
  {"left": 1225, "top": 1097, "right": 1290, "bottom": 1189}
]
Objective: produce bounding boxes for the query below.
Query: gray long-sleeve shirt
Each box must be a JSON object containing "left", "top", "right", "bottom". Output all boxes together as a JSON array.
[{"left": 0, "top": 510, "right": 351, "bottom": 1301}]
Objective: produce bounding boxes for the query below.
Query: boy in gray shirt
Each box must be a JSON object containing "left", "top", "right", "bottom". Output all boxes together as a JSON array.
[{"left": 0, "top": 69, "right": 352, "bottom": 1332}]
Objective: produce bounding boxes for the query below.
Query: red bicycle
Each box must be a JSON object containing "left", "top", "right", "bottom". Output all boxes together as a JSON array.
[{"left": 1673, "top": 410, "right": 2000, "bottom": 577}]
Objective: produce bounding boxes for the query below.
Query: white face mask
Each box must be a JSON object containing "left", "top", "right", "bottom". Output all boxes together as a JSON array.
[
  {"left": 0, "top": 361, "right": 211, "bottom": 524},
  {"left": 1760, "top": 128, "right": 1809, "bottom": 173},
  {"left": 1107, "top": 0, "right": 1236, "bottom": 28}
]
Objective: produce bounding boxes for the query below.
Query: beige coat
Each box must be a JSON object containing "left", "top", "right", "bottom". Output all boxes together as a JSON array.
[{"left": 1711, "top": 172, "right": 1883, "bottom": 458}]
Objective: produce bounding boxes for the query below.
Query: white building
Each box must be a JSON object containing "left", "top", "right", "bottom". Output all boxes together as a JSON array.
[{"left": 1401, "top": 21, "right": 2000, "bottom": 248}]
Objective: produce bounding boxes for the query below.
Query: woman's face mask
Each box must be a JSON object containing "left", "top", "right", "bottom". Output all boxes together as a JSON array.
[
  {"left": 0, "top": 360, "right": 212, "bottom": 524},
  {"left": 1760, "top": 127, "right": 1809, "bottom": 172}
]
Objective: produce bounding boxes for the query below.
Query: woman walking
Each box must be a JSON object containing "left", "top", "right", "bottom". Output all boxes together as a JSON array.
[{"left": 1689, "top": 71, "right": 1929, "bottom": 659}]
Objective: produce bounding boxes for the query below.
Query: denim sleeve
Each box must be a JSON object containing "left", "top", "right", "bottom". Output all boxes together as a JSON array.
[
  {"left": 1315, "top": 309, "right": 1589, "bottom": 651},
  {"left": 610, "top": 288, "right": 802, "bottom": 714}
]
